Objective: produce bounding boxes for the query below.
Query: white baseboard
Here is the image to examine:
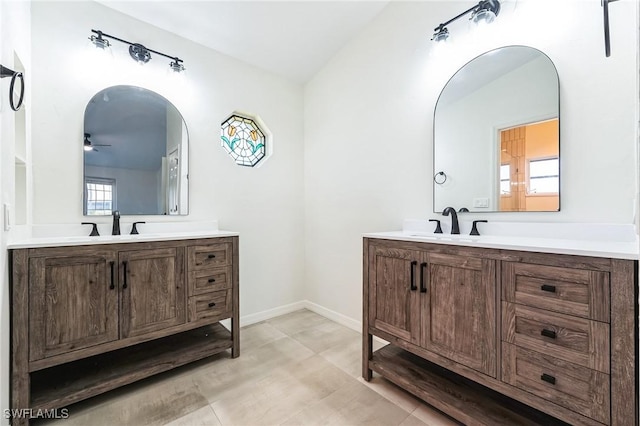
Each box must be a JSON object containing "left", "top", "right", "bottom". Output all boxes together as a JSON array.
[
  {"left": 240, "top": 300, "right": 307, "bottom": 327},
  {"left": 302, "top": 300, "right": 361, "bottom": 332},
  {"left": 238, "top": 299, "right": 360, "bottom": 331},
  {"left": 239, "top": 300, "right": 388, "bottom": 345}
]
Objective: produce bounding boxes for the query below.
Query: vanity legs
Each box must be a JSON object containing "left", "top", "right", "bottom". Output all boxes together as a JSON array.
[
  {"left": 363, "top": 332, "right": 372, "bottom": 381},
  {"left": 231, "top": 237, "right": 240, "bottom": 359},
  {"left": 11, "top": 249, "right": 30, "bottom": 426},
  {"left": 362, "top": 238, "right": 373, "bottom": 381},
  {"left": 231, "top": 316, "right": 240, "bottom": 358}
]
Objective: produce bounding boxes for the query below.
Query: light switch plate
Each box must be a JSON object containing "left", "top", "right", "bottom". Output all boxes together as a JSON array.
[
  {"left": 473, "top": 198, "right": 489, "bottom": 208},
  {"left": 4, "top": 203, "right": 11, "bottom": 231}
]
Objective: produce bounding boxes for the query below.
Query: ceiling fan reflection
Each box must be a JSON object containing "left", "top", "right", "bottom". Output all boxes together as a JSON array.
[{"left": 84, "top": 133, "right": 111, "bottom": 152}]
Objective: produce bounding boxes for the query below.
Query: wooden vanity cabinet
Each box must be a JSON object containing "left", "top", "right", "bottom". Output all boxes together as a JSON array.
[
  {"left": 119, "top": 247, "right": 186, "bottom": 338},
  {"left": 368, "top": 246, "right": 422, "bottom": 345},
  {"left": 363, "top": 238, "right": 638, "bottom": 426},
  {"left": 423, "top": 252, "right": 496, "bottom": 377},
  {"left": 11, "top": 236, "right": 239, "bottom": 426},
  {"left": 28, "top": 246, "right": 186, "bottom": 361},
  {"left": 368, "top": 244, "right": 497, "bottom": 377},
  {"left": 28, "top": 249, "right": 119, "bottom": 360}
]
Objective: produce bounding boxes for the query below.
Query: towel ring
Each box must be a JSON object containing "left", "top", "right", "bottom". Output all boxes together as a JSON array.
[
  {"left": 1, "top": 65, "right": 24, "bottom": 112},
  {"left": 433, "top": 171, "right": 447, "bottom": 185}
]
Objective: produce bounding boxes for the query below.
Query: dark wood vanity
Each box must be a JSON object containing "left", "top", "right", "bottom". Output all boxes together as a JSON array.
[
  {"left": 363, "top": 237, "right": 638, "bottom": 426},
  {"left": 10, "top": 236, "right": 239, "bottom": 425}
]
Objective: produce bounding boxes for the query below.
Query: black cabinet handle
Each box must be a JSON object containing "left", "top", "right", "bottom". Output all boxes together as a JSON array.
[
  {"left": 541, "top": 284, "right": 557, "bottom": 293},
  {"left": 208, "top": 278, "right": 216, "bottom": 283},
  {"left": 208, "top": 302, "right": 216, "bottom": 308},
  {"left": 410, "top": 261, "right": 417, "bottom": 291},
  {"left": 208, "top": 254, "right": 216, "bottom": 259},
  {"left": 420, "top": 262, "right": 427, "bottom": 293},
  {"left": 541, "top": 328, "right": 557, "bottom": 339},
  {"left": 541, "top": 373, "right": 556, "bottom": 385},
  {"left": 109, "top": 261, "right": 115, "bottom": 289},
  {"left": 122, "top": 261, "right": 128, "bottom": 289}
]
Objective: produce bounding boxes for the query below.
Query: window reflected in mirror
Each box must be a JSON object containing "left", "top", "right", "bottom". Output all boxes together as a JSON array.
[
  {"left": 84, "top": 178, "right": 115, "bottom": 215},
  {"left": 499, "top": 119, "right": 559, "bottom": 212}
]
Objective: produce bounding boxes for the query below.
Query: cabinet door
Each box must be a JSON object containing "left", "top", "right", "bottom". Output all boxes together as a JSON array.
[
  {"left": 120, "top": 247, "right": 186, "bottom": 338},
  {"left": 29, "top": 250, "right": 119, "bottom": 360},
  {"left": 422, "top": 253, "right": 497, "bottom": 377},
  {"left": 368, "top": 245, "right": 421, "bottom": 344}
]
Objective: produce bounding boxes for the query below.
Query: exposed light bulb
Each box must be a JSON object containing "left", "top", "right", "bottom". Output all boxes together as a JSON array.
[
  {"left": 432, "top": 27, "right": 449, "bottom": 43},
  {"left": 473, "top": 9, "right": 497, "bottom": 25}
]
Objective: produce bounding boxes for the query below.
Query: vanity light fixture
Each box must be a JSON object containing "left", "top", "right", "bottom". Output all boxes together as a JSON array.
[
  {"left": 89, "top": 31, "right": 111, "bottom": 50},
  {"left": 88, "top": 29, "right": 186, "bottom": 72},
  {"left": 431, "top": 0, "right": 500, "bottom": 42}
]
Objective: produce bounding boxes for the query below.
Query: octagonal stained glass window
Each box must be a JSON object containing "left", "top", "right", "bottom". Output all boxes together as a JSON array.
[{"left": 221, "top": 114, "right": 266, "bottom": 167}]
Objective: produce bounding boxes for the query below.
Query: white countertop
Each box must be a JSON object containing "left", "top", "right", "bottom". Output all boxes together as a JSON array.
[
  {"left": 7, "top": 221, "right": 238, "bottom": 249},
  {"left": 364, "top": 221, "right": 639, "bottom": 260}
]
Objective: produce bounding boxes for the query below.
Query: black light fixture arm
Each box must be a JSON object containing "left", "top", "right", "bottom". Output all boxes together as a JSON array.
[
  {"left": 434, "top": 4, "right": 479, "bottom": 32},
  {"left": 90, "top": 29, "right": 184, "bottom": 65},
  {"left": 432, "top": 0, "right": 500, "bottom": 41}
]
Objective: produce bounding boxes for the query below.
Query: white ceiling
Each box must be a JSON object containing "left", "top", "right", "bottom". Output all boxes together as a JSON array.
[{"left": 97, "top": 1, "right": 390, "bottom": 83}]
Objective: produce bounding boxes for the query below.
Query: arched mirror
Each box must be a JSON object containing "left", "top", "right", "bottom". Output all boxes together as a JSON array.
[
  {"left": 433, "top": 46, "right": 559, "bottom": 212},
  {"left": 83, "top": 85, "right": 189, "bottom": 215}
]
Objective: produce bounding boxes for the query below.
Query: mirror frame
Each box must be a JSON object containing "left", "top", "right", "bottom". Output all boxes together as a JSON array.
[{"left": 432, "top": 45, "right": 560, "bottom": 213}]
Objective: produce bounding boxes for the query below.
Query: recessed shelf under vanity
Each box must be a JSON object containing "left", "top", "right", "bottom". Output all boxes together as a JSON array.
[
  {"left": 9, "top": 230, "right": 239, "bottom": 426},
  {"left": 363, "top": 223, "right": 638, "bottom": 426},
  {"left": 29, "top": 323, "right": 231, "bottom": 411}
]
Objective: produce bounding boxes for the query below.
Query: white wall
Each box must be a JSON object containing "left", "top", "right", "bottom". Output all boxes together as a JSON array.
[
  {"left": 31, "top": 1, "right": 305, "bottom": 322},
  {"left": 304, "top": 1, "right": 639, "bottom": 321},
  {"left": 1, "top": 1, "right": 31, "bottom": 422}
]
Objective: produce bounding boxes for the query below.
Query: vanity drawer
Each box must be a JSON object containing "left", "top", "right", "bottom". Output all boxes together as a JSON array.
[
  {"left": 188, "top": 243, "right": 232, "bottom": 270},
  {"left": 502, "top": 302, "right": 609, "bottom": 374},
  {"left": 502, "top": 343, "right": 610, "bottom": 425},
  {"left": 502, "top": 262, "right": 609, "bottom": 322},
  {"left": 188, "top": 266, "right": 232, "bottom": 296},
  {"left": 188, "top": 290, "right": 232, "bottom": 322}
]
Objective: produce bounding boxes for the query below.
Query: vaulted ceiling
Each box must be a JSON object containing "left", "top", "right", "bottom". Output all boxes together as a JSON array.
[{"left": 97, "top": 1, "right": 390, "bottom": 83}]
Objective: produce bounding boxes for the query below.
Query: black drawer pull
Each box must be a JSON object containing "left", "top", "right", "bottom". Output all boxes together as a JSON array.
[
  {"left": 541, "top": 373, "right": 556, "bottom": 385},
  {"left": 419, "top": 262, "right": 427, "bottom": 293},
  {"left": 208, "top": 302, "right": 216, "bottom": 308},
  {"left": 541, "top": 328, "right": 557, "bottom": 339},
  {"left": 541, "top": 284, "right": 557, "bottom": 293},
  {"left": 208, "top": 278, "right": 216, "bottom": 283},
  {"left": 122, "top": 261, "right": 128, "bottom": 289},
  {"left": 109, "top": 261, "right": 115, "bottom": 290},
  {"left": 208, "top": 254, "right": 216, "bottom": 259},
  {"left": 410, "top": 261, "right": 418, "bottom": 291}
]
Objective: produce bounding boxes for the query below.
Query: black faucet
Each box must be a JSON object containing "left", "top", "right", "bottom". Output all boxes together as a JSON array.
[
  {"left": 442, "top": 207, "right": 460, "bottom": 234},
  {"left": 112, "top": 210, "right": 120, "bottom": 235}
]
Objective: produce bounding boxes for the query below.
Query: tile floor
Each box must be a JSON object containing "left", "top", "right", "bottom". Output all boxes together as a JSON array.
[{"left": 43, "top": 309, "right": 459, "bottom": 426}]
